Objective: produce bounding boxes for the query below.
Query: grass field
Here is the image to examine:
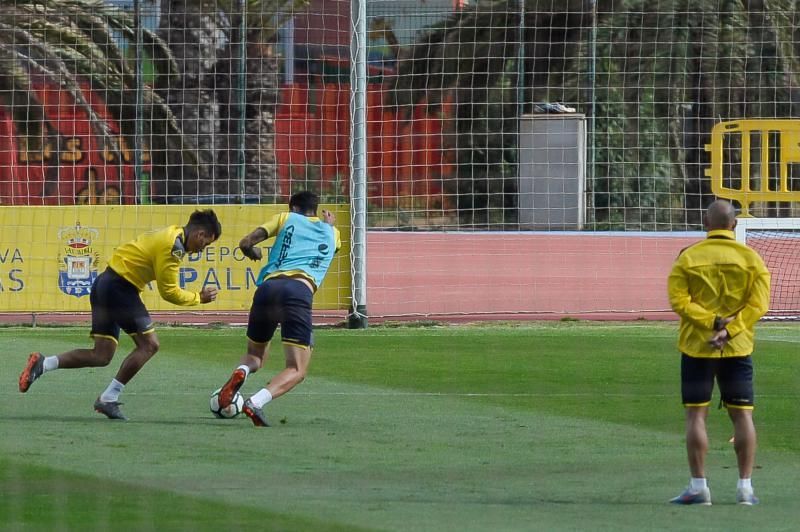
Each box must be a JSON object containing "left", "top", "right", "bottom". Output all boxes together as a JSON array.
[{"left": 1, "top": 322, "right": 799, "bottom": 531}]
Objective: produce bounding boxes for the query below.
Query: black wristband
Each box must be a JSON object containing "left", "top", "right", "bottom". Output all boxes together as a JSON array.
[{"left": 713, "top": 316, "right": 722, "bottom": 331}]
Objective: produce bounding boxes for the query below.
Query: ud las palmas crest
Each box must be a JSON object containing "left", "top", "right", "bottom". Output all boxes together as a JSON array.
[{"left": 57, "top": 222, "right": 101, "bottom": 297}]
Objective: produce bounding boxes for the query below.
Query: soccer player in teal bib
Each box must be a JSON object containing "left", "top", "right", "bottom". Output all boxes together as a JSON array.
[{"left": 217, "top": 191, "right": 341, "bottom": 426}]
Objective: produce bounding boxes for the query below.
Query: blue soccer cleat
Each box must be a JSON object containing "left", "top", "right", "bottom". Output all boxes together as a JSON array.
[{"left": 670, "top": 487, "right": 712, "bottom": 506}]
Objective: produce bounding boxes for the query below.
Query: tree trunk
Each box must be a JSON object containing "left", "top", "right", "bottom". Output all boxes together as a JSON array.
[
  {"left": 217, "top": 31, "right": 281, "bottom": 201},
  {"left": 158, "top": 0, "right": 231, "bottom": 200},
  {"left": 244, "top": 39, "right": 280, "bottom": 200}
]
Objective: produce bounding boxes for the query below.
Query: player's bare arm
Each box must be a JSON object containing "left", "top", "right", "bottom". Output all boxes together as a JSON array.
[{"left": 239, "top": 227, "right": 268, "bottom": 261}]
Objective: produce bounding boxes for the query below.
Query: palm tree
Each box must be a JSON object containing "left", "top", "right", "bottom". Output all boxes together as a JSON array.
[
  {"left": 156, "top": 0, "right": 231, "bottom": 200},
  {"left": 157, "top": 0, "right": 306, "bottom": 201},
  {"left": 0, "top": 0, "right": 305, "bottom": 204},
  {"left": 219, "top": 0, "right": 308, "bottom": 201},
  {"left": 0, "top": 0, "right": 189, "bottom": 203}
]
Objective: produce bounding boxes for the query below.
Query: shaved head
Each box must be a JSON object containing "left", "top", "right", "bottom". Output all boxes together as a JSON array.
[{"left": 704, "top": 200, "right": 737, "bottom": 231}]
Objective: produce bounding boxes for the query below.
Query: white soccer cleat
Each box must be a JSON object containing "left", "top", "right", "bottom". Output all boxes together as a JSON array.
[
  {"left": 736, "top": 488, "right": 759, "bottom": 506},
  {"left": 669, "top": 486, "right": 712, "bottom": 506}
]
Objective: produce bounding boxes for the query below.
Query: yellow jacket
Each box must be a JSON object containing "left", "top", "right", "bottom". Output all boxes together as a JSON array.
[
  {"left": 108, "top": 225, "right": 200, "bottom": 306},
  {"left": 667, "top": 229, "right": 770, "bottom": 357}
]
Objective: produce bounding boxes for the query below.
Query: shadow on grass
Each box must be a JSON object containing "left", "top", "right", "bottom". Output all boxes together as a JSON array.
[
  {"left": 1, "top": 414, "right": 242, "bottom": 426},
  {"left": 0, "top": 458, "right": 373, "bottom": 531}
]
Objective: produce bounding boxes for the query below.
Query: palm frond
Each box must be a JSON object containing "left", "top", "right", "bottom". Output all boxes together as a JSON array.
[
  {"left": 6, "top": 11, "right": 181, "bottom": 131},
  {"left": 17, "top": 3, "right": 131, "bottom": 78},
  {"left": 0, "top": 1, "right": 201, "bottom": 171},
  {"left": 8, "top": 0, "right": 179, "bottom": 84},
  {"left": 0, "top": 23, "right": 119, "bottom": 155},
  {"left": 71, "top": 0, "right": 179, "bottom": 85},
  {"left": 13, "top": 13, "right": 125, "bottom": 83},
  {"left": 0, "top": 59, "right": 47, "bottom": 148}
]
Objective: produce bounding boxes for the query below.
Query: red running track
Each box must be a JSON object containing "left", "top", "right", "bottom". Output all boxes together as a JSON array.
[
  {"left": 0, "top": 232, "right": 702, "bottom": 326},
  {"left": 365, "top": 231, "right": 700, "bottom": 321}
]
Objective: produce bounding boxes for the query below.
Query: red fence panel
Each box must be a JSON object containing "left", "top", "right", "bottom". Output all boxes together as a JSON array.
[
  {"left": 0, "top": 79, "right": 140, "bottom": 205},
  {"left": 275, "top": 82, "right": 449, "bottom": 206}
]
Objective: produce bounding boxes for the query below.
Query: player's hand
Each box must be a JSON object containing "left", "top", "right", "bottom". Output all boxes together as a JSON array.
[
  {"left": 240, "top": 244, "right": 262, "bottom": 261},
  {"left": 200, "top": 287, "right": 218, "bottom": 304},
  {"left": 321, "top": 209, "right": 336, "bottom": 226},
  {"left": 708, "top": 328, "right": 730, "bottom": 350},
  {"left": 714, "top": 316, "right": 734, "bottom": 330}
]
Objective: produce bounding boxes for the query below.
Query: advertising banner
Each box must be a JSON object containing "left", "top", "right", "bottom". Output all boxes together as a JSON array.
[{"left": 0, "top": 205, "right": 351, "bottom": 312}]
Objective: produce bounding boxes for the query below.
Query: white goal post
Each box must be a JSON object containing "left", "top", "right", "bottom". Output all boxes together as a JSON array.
[
  {"left": 735, "top": 218, "right": 800, "bottom": 320},
  {"left": 735, "top": 217, "right": 800, "bottom": 242}
]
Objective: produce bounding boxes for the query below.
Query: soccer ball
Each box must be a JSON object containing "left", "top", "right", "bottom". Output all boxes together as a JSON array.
[{"left": 209, "top": 388, "right": 244, "bottom": 419}]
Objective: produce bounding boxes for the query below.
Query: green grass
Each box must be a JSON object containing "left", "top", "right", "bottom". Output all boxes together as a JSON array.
[{"left": 1, "top": 322, "right": 799, "bottom": 531}]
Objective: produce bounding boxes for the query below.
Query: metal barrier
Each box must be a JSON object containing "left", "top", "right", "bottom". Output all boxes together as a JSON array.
[{"left": 706, "top": 119, "right": 800, "bottom": 215}]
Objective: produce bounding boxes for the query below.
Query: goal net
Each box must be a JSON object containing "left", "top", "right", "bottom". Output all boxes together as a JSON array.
[
  {"left": 3, "top": 2, "right": 800, "bottom": 322},
  {"left": 736, "top": 218, "right": 800, "bottom": 320}
]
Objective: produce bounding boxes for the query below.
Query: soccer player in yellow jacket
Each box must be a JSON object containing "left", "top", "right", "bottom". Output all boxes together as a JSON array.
[
  {"left": 667, "top": 199, "right": 770, "bottom": 506},
  {"left": 18, "top": 210, "right": 222, "bottom": 421}
]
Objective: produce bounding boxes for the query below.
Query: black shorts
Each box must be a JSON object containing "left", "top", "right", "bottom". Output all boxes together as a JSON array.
[
  {"left": 246, "top": 277, "right": 314, "bottom": 347},
  {"left": 90, "top": 268, "right": 154, "bottom": 342},
  {"left": 680, "top": 354, "right": 754, "bottom": 409}
]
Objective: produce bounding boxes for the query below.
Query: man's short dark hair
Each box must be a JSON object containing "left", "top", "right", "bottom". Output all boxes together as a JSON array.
[
  {"left": 705, "top": 199, "right": 737, "bottom": 231},
  {"left": 289, "top": 191, "right": 319, "bottom": 215},
  {"left": 187, "top": 209, "right": 221, "bottom": 239}
]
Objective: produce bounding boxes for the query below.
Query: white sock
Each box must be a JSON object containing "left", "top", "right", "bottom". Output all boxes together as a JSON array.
[
  {"left": 737, "top": 478, "right": 752, "bottom": 491},
  {"left": 100, "top": 379, "right": 125, "bottom": 403},
  {"left": 237, "top": 364, "right": 251, "bottom": 378},
  {"left": 43, "top": 356, "right": 59, "bottom": 373},
  {"left": 690, "top": 477, "right": 707, "bottom": 492},
  {"left": 249, "top": 388, "right": 273, "bottom": 408}
]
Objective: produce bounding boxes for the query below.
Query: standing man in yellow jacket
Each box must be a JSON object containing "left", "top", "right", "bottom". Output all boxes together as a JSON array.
[
  {"left": 667, "top": 199, "right": 770, "bottom": 506},
  {"left": 19, "top": 210, "right": 221, "bottom": 421}
]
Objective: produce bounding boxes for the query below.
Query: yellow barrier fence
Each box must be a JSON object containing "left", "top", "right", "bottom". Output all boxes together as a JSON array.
[{"left": 706, "top": 119, "right": 800, "bottom": 215}]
